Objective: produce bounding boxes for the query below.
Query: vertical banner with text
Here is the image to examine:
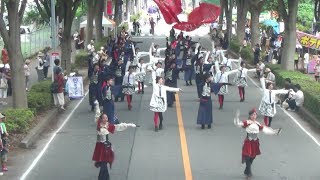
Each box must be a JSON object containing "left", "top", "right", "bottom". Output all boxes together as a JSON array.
[{"left": 67, "top": 76, "right": 84, "bottom": 99}]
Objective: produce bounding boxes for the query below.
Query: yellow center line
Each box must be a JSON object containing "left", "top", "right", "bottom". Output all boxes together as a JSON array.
[{"left": 175, "top": 93, "right": 193, "bottom": 180}]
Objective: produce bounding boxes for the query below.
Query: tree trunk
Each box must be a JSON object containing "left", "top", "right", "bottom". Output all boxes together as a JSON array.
[
  {"left": 125, "top": 0, "right": 129, "bottom": 21},
  {"left": 114, "top": 0, "right": 120, "bottom": 24},
  {"left": 0, "top": 0, "right": 28, "bottom": 108},
  {"left": 236, "top": 0, "right": 248, "bottom": 43},
  {"left": 250, "top": 7, "right": 260, "bottom": 47},
  {"left": 279, "top": 0, "right": 299, "bottom": 70},
  {"left": 219, "top": 0, "right": 225, "bottom": 25},
  {"left": 86, "top": 0, "right": 95, "bottom": 44},
  {"left": 314, "top": 0, "right": 320, "bottom": 33},
  {"left": 95, "top": 0, "right": 104, "bottom": 41},
  {"left": 61, "top": 0, "right": 73, "bottom": 74},
  {"left": 225, "top": 0, "right": 234, "bottom": 44}
]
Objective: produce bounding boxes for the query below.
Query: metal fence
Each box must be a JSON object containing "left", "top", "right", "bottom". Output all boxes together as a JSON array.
[{"left": 0, "top": 25, "right": 51, "bottom": 59}]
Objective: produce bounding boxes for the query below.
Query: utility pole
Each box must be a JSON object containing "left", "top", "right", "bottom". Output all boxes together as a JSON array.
[{"left": 50, "top": 0, "right": 57, "bottom": 51}]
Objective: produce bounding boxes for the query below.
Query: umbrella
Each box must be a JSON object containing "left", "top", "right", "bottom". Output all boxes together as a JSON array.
[
  {"left": 262, "top": 19, "right": 279, "bottom": 28},
  {"left": 262, "top": 19, "right": 279, "bottom": 34},
  {"left": 173, "top": 21, "right": 201, "bottom": 32},
  {"left": 188, "top": 2, "right": 221, "bottom": 24},
  {"left": 148, "top": 6, "right": 158, "bottom": 14}
]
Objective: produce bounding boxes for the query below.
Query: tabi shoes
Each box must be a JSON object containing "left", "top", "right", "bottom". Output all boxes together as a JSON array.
[
  {"left": 154, "top": 126, "right": 159, "bottom": 132},
  {"left": 159, "top": 123, "right": 163, "bottom": 130}
]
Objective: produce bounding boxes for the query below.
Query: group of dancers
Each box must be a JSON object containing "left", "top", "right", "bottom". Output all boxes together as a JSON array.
[{"left": 90, "top": 29, "right": 286, "bottom": 179}]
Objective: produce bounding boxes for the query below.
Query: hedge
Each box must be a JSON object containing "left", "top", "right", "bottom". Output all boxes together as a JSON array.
[
  {"left": 27, "top": 80, "right": 53, "bottom": 112},
  {"left": 267, "top": 64, "right": 320, "bottom": 119},
  {"left": 3, "top": 108, "right": 34, "bottom": 134},
  {"left": 229, "top": 38, "right": 254, "bottom": 65},
  {"left": 74, "top": 37, "right": 108, "bottom": 68},
  {"left": 75, "top": 50, "right": 88, "bottom": 68}
]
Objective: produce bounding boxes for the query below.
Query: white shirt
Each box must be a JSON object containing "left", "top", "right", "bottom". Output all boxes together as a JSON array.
[
  {"left": 304, "top": 53, "right": 309, "bottom": 64},
  {"left": 222, "top": 57, "right": 232, "bottom": 68},
  {"left": 37, "top": 57, "right": 44, "bottom": 70},
  {"left": 266, "top": 72, "right": 275, "bottom": 83},
  {"left": 24, "top": 64, "right": 30, "bottom": 76},
  {"left": 87, "top": 44, "right": 94, "bottom": 51},
  {"left": 292, "top": 90, "right": 304, "bottom": 107},
  {"left": 122, "top": 72, "right": 135, "bottom": 85}
]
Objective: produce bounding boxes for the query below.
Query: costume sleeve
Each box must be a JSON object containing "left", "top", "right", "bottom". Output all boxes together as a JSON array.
[
  {"left": 260, "top": 77, "right": 266, "bottom": 90},
  {"left": 94, "top": 100, "right": 101, "bottom": 123},
  {"left": 262, "top": 126, "right": 279, "bottom": 135},
  {"left": 165, "top": 86, "right": 180, "bottom": 92},
  {"left": 273, "top": 89, "right": 289, "bottom": 95},
  {"left": 114, "top": 123, "right": 136, "bottom": 132}
]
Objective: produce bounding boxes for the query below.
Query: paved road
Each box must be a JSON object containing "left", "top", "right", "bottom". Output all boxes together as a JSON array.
[{"left": 13, "top": 34, "right": 320, "bottom": 180}]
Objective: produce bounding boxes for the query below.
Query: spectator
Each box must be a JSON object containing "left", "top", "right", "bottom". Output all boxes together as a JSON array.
[
  {"left": 1, "top": 48, "right": 8, "bottom": 65},
  {"left": 255, "top": 60, "right": 265, "bottom": 78},
  {"left": 43, "top": 51, "right": 50, "bottom": 79},
  {"left": 24, "top": 59, "right": 31, "bottom": 91},
  {"left": 277, "top": 78, "right": 294, "bottom": 105},
  {"left": 286, "top": 84, "right": 304, "bottom": 112},
  {"left": 36, "top": 52, "right": 45, "bottom": 82},
  {"left": 265, "top": 68, "right": 275, "bottom": 84},
  {"left": 314, "top": 60, "right": 320, "bottom": 82},
  {"left": 0, "top": 113, "right": 8, "bottom": 172},
  {"left": 53, "top": 59, "right": 63, "bottom": 76},
  {"left": 52, "top": 68, "right": 65, "bottom": 110},
  {"left": 57, "top": 28, "right": 63, "bottom": 46},
  {"left": 303, "top": 51, "right": 309, "bottom": 74},
  {"left": 0, "top": 67, "right": 8, "bottom": 105},
  {"left": 87, "top": 40, "right": 95, "bottom": 52},
  {"left": 149, "top": 17, "right": 155, "bottom": 35},
  {"left": 253, "top": 44, "right": 261, "bottom": 65}
]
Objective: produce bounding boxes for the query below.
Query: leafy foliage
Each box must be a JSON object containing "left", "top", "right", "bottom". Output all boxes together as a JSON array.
[
  {"left": 4, "top": 109, "right": 35, "bottom": 134},
  {"left": 75, "top": 50, "right": 89, "bottom": 68},
  {"left": 27, "top": 80, "right": 54, "bottom": 113},
  {"left": 23, "top": 5, "right": 47, "bottom": 26}
]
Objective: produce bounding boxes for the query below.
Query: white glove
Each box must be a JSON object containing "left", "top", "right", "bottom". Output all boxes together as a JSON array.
[
  {"left": 94, "top": 100, "right": 99, "bottom": 105},
  {"left": 129, "top": 123, "right": 137, "bottom": 127}
]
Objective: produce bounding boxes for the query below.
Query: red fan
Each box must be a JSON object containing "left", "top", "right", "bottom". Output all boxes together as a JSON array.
[
  {"left": 173, "top": 21, "right": 201, "bottom": 32},
  {"left": 154, "top": 0, "right": 182, "bottom": 24},
  {"left": 188, "top": 2, "right": 221, "bottom": 24}
]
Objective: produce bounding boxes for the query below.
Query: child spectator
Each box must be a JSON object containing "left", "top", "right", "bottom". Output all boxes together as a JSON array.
[{"left": 0, "top": 113, "right": 8, "bottom": 172}]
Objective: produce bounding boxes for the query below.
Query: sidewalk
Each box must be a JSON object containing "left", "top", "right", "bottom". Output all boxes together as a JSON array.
[{"left": 0, "top": 48, "right": 63, "bottom": 112}]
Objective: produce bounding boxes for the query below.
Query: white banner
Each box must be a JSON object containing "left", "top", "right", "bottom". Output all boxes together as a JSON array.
[{"left": 67, "top": 76, "right": 84, "bottom": 98}]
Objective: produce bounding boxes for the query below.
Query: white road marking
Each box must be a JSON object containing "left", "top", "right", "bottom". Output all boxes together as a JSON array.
[{"left": 20, "top": 92, "right": 89, "bottom": 180}]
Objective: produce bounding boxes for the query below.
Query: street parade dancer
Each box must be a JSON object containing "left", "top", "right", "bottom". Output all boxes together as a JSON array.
[
  {"left": 122, "top": 65, "right": 145, "bottom": 110},
  {"left": 259, "top": 78, "right": 289, "bottom": 127},
  {"left": 234, "top": 61, "right": 256, "bottom": 102},
  {"left": 197, "top": 73, "right": 214, "bottom": 129},
  {"left": 135, "top": 58, "right": 148, "bottom": 94},
  {"left": 101, "top": 76, "right": 119, "bottom": 124},
  {"left": 149, "top": 74, "right": 182, "bottom": 132},
  {"left": 234, "top": 108, "right": 282, "bottom": 178},
  {"left": 114, "top": 59, "right": 125, "bottom": 102},
  {"left": 214, "top": 60, "right": 238, "bottom": 109},
  {"left": 164, "top": 61, "right": 179, "bottom": 107},
  {"left": 194, "top": 54, "right": 204, "bottom": 98},
  {"left": 89, "top": 64, "right": 102, "bottom": 111},
  {"left": 183, "top": 48, "right": 195, "bottom": 86},
  {"left": 92, "top": 100, "right": 136, "bottom": 180}
]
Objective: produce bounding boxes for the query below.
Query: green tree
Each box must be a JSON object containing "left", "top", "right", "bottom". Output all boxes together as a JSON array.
[
  {"left": 235, "top": 0, "right": 249, "bottom": 43},
  {"left": 23, "top": 5, "right": 47, "bottom": 26},
  {"left": 0, "top": 0, "right": 28, "bottom": 108}
]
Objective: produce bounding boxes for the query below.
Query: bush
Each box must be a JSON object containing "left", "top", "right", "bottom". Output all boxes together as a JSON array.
[
  {"left": 229, "top": 38, "right": 241, "bottom": 54},
  {"left": 130, "top": 11, "right": 142, "bottom": 22},
  {"left": 267, "top": 65, "right": 320, "bottom": 119},
  {"left": 30, "top": 80, "right": 52, "bottom": 93},
  {"left": 240, "top": 46, "right": 254, "bottom": 65},
  {"left": 93, "top": 37, "right": 108, "bottom": 50},
  {"left": 75, "top": 50, "right": 89, "bottom": 68},
  {"left": 4, "top": 108, "right": 34, "bottom": 134},
  {"left": 27, "top": 91, "right": 53, "bottom": 113}
]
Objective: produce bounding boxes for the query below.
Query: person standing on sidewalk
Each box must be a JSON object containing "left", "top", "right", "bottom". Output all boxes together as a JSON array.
[
  {"left": 0, "top": 67, "right": 8, "bottom": 105},
  {"left": 0, "top": 113, "right": 9, "bottom": 172},
  {"left": 36, "top": 52, "right": 45, "bottom": 82},
  {"left": 43, "top": 51, "right": 50, "bottom": 79},
  {"left": 52, "top": 68, "right": 65, "bottom": 110},
  {"left": 24, "top": 59, "right": 31, "bottom": 91}
]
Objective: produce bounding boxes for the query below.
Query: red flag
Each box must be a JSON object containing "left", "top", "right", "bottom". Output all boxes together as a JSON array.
[
  {"left": 188, "top": 3, "right": 220, "bottom": 24},
  {"left": 173, "top": 22, "right": 201, "bottom": 32},
  {"left": 154, "top": 0, "right": 182, "bottom": 24},
  {"left": 106, "top": 0, "right": 112, "bottom": 15}
]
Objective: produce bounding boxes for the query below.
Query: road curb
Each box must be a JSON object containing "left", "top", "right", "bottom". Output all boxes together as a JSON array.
[
  {"left": 20, "top": 98, "right": 70, "bottom": 149},
  {"left": 227, "top": 49, "right": 320, "bottom": 129},
  {"left": 20, "top": 73, "right": 89, "bottom": 149}
]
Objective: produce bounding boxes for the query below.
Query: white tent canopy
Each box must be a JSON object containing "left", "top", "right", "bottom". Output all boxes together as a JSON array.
[{"left": 80, "top": 16, "right": 115, "bottom": 29}]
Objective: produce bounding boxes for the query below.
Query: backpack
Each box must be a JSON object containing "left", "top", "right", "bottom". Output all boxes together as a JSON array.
[{"left": 50, "top": 81, "right": 59, "bottom": 93}]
